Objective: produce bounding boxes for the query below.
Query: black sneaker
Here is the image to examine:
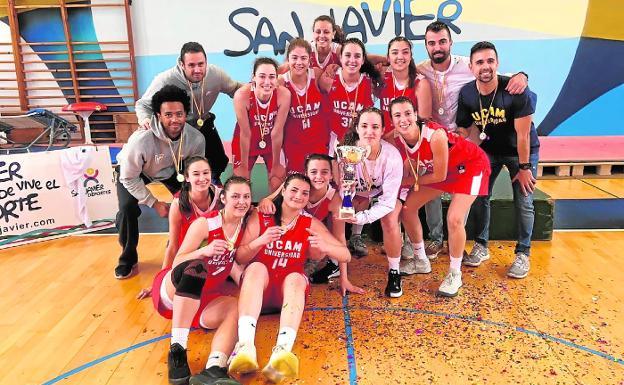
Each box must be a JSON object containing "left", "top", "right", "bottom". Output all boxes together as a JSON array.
[
  {"left": 189, "top": 366, "right": 242, "bottom": 385},
  {"left": 168, "top": 343, "right": 191, "bottom": 385},
  {"left": 114, "top": 263, "right": 137, "bottom": 279},
  {"left": 310, "top": 260, "right": 340, "bottom": 284},
  {"left": 384, "top": 269, "right": 403, "bottom": 298}
]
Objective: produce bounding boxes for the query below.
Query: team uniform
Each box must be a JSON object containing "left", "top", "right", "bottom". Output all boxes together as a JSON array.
[
  {"left": 232, "top": 87, "right": 279, "bottom": 172},
  {"left": 174, "top": 186, "right": 222, "bottom": 245},
  {"left": 305, "top": 186, "right": 336, "bottom": 222},
  {"left": 310, "top": 42, "right": 340, "bottom": 70},
  {"left": 326, "top": 69, "right": 374, "bottom": 154},
  {"left": 152, "top": 210, "right": 242, "bottom": 328},
  {"left": 378, "top": 70, "right": 420, "bottom": 134},
  {"left": 247, "top": 212, "right": 313, "bottom": 310},
  {"left": 282, "top": 69, "right": 329, "bottom": 173},
  {"left": 395, "top": 121, "right": 491, "bottom": 197}
]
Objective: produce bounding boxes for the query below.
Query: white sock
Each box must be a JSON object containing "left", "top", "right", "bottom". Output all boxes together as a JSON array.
[
  {"left": 387, "top": 256, "right": 400, "bottom": 271},
  {"left": 238, "top": 316, "right": 257, "bottom": 346},
  {"left": 276, "top": 326, "right": 297, "bottom": 352},
  {"left": 171, "top": 327, "right": 190, "bottom": 349},
  {"left": 412, "top": 241, "right": 427, "bottom": 260},
  {"left": 352, "top": 224, "right": 363, "bottom": 236},
  {"left": 205, "top": 351, "right": 228, "bottom": 369},
  {"left": 450, "top": 256, "right": 462, "bottom": 272}
]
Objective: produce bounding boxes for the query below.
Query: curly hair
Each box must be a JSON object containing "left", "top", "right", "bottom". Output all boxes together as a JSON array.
[{"left": 151, "top": 84, "right": 190, "bottom": 115}]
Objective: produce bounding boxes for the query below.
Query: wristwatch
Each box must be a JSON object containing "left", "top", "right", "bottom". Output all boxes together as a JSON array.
[{"left": 519, "top": 162, "right": 532, "bottom": 170}]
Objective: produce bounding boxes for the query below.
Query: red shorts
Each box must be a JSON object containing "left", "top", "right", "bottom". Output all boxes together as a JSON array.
[
  {"left": 151, "top": 268, "right": 227, "bottom": 328},
  {"left": 241, "top": 263, "right": 310, "bottom": 312},
  {"left": 427, "top": 155, "right": 491, "bottom": 196},
  {"left": 231, "top": 137, "right": 274, "bottom": 172},
  {"left": 284, "top": 144, "right": 328, "bottom": 174}
]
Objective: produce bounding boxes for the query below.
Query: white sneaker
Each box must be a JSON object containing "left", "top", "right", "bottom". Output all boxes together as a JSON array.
[
  {"left": 228, "top": 341, "right": 258, "bottom": 374},
  {"left": 261, "top": 345, "right": 299, "bottom": 383},
  {"left": 437, "top": 270, "right": 462, "bottom": 297},
  {"left": 400, "top": 257, "right": 431, "bottom": 275}
]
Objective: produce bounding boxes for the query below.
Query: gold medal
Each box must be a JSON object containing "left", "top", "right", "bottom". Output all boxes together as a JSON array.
[
  {"left": 479, "top": 132, "right": 487, "bottom": 141},
  {"left": 259, "top": 140, "right": 267, "bottom": 149},
  {"left": 438, "top": 107, "right": 444, "bottom": 115},
  {"left": 197, "top": 118, "right": 204, "bottom": 127},
  {"left": 176, "top": 173, "right": 184, "bottom": 183}
]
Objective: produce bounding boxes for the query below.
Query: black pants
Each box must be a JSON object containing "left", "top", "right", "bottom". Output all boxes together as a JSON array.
[
  {"left": 115, "top": 168, "right": 181, "bottom": 267},
  {"left": 195, "top": 112, "right": 229, "bottom": 180}
]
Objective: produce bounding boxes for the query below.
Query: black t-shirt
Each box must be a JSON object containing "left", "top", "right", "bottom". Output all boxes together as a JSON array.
[{"left": 456, "top": 75, "right": 540, "bottom": 156}]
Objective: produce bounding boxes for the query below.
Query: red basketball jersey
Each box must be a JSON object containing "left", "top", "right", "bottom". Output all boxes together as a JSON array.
[
  {"left": 232, "top": 87, "right": 279, "bottom": 156},
  {"left": 175, "top": 186, "right": 222, "bottom": 247},
  {"left": 310, "top": 42, "right": 340, "bottom": 70},
  {"left": 305, "top": 186, "right": 336, "bottom": 221},
  {"left": 395, "top": 121, "right": 485, "bottom": 180},
  {"left": 327, "top": 70, "right": 374, "bottom": 142},
  {"left": 379, "top": 70, "right": 419, "bottom": 134},
  {"left": 283, "top": 70, "right": 329, "bottom": 162},
  {"left": 168, "top": 210, "right": 242, "bottom": 293},
  {"left": 254, "top": 211, "right": 313, "bottom": 276}
]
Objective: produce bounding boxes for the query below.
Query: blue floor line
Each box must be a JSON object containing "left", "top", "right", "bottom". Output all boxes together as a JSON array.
[
  {"left": 41, "top": 305, "right": 623, "bottom": 384},
  {"left": 342, "top": 295, "right": 359, "bottom": 385}
]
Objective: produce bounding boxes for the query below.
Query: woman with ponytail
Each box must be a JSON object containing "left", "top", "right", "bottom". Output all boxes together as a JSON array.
[
  {"left": 377, "top": 37, "right": 432, "bottom": 138},
  {"left": 318, "top": 37, "right": 382, "bottom": 155},
  {"left": 332, "top": 107, "right": 404, "bottom": 299},
  {"left": 229, "top": 173, "right": 350, "bottom": 383},
  {"left": 136, "top": 157, "right": 222, "bottom": 298},
  {"left": 151, "top": 176, "right": 253, "bottom": 385}
]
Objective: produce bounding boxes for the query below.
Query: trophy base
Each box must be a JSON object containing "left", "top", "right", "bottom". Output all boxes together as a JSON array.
[{"left": 339, "top": 207, "right": 355, "bottom": 220}]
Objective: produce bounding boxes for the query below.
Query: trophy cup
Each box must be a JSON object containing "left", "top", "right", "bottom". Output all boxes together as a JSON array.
[{"left": 336, "top": 145, "right": 369, "bottom": 219}]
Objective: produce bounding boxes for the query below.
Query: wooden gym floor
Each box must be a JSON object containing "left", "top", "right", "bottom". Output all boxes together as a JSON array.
[{"left": 1, "top": 230, "right": 623, "bottom": 385}]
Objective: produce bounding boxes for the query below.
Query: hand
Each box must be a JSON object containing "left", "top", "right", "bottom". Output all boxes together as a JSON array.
[
  {"left": 136, "top": 287, "right": 152, "bottom": 300},
  {"left": 258, "top": 198, "right": 276, "bottom": 215},
  {"left": 200, "top": 239, "right": 230, "bottom": 257},
  {"left": 506, "top": 73, "right": 528, "bottom": 95},
  {"left": 234, "top": 164, "right": 250, "bottom": 179},
  {"left": 340, "top": 278, "right": 365, "bottom": 297},
  {"left": 270, "top": 164, "right": 286, "bottom": 180},
  {"left": 307, "top": 227, "right": 331, "bottom": 254},
  {"left": 511, "top": 168, "right": 537, "bottom": 196},
  {"left": 257, "top": 226, "right": 283, "bottom": 246},
  {"left": 153, "top": 201, "right": 170, "bottom": 217},
  {"left": 323, "top": 64, "right": 339, "bottom": 80},
  {"left": 139, "top": 118, "right": 151, "bottom": 130},
  {"left": 332, "top": 213, "right": 359, "bottom": 225}
]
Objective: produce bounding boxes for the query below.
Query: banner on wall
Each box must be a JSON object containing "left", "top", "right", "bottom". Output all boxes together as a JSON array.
[{"left": 0, "top": 146, "right": 118, "bottom": 249}]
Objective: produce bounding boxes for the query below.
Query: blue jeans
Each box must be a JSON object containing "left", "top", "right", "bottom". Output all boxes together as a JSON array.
[
  {"left": 472, "top": 152, "right": 539, "bottom": 255},
  {"left": 425, "top": 197, "right": 444, "bottom": 243}
]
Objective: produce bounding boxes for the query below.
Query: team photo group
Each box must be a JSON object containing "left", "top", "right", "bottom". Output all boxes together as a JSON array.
[{"left": 114, "top": 16, "right": 539, "bottom": 385}]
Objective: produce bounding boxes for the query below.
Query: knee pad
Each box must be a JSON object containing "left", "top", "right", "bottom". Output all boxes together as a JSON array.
[{"left": 171, "top": 259, "right": 207, "bottom": 299}]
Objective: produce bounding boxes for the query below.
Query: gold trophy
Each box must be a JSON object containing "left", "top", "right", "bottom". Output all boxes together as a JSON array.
[{"left": 336, "top": 145, "right": 369, "bottom": 219}]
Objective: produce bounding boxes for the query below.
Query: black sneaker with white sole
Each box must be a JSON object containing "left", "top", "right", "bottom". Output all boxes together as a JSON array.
[
  {"left": 384, "top": 269, "right": 403, "bottom": 298},
  {"left": 168, "top": 343, "right": 191, "bottom": 385},
  {"left": 189, "top": 365, "right": 242, "bottom": 385},
  {"left": 114, "top": 263, "right": 137, "bottom": 279},
  {"left": 310, "top": 260, "right": 340, "bottom": 284}
]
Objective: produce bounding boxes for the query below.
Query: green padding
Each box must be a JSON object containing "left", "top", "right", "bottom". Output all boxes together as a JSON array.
[
  {"left": 224, "top": 165, "right": 554, "bottom": 242},
  {"left": 370, "top": 169, "right": 554, "bottom": 242},
  {"left": 220, "top": 164, "right": 270, "bottom": 202}
]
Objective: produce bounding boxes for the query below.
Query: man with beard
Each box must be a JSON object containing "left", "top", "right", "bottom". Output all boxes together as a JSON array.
[
  {"left": 412, "top": 22, "right": 528, "bottom": 264},
  {"left": 136, "top": 42, "right": 242, "bottom": 183},
  {"left": 115, "top": 85, "right": 205, "bottom": 279},
  {"left": 456, "top": 41, "right": 540, "bottom": 279}
]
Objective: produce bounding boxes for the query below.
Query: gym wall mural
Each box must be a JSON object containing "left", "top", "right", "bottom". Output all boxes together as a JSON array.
[{"left": 1, "top": 0, "right": 623, "bottom": 139}]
